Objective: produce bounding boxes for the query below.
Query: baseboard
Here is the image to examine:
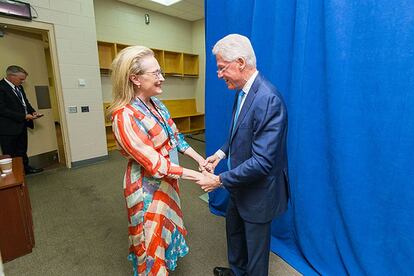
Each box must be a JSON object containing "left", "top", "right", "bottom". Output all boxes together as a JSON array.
[{"left": 71, "top": 155, "right": 108, "bottom": 168}]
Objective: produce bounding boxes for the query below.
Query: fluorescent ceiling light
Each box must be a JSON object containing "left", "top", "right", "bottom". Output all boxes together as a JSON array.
[{"left": 149, "top": 0, "right": 182, "bottom": 6}]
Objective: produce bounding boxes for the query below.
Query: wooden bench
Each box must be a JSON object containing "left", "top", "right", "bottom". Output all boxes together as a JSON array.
[{"left": 162, "top": 99, "right": 205, "bottom": 134}]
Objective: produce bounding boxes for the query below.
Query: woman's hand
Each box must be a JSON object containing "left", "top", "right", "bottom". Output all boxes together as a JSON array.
[
  {"left": 202, "top": 154, "right": 221, "bottom": 173},
  {"left": 182, "top": 168, "right": 204, "bottom": 181},
  {"left": 195, "top": 157, "right": 215, "bottom": 173},
  {"left": 183, "top": 147, "right": 212, "bottom": 172}
]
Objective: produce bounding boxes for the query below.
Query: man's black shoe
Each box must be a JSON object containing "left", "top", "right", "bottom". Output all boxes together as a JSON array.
[
  {"left": 213, "top": 267, "right": 234, "bottom": 276},
  {"left": 25, "top": 167, "right": 44, "bottom": 174}
]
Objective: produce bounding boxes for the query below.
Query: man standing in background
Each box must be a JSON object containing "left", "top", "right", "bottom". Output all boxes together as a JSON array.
[
  {"left": 198, "top": 34, "right": 289, "bottom": 276},
  {"left": 0, "top": 65, "right": 43, "bottom": 174}
]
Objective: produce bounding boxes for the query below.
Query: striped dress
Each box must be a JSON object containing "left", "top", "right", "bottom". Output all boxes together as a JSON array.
[{"left": 112, "top": 97, "right": 190, "bottom": 275}]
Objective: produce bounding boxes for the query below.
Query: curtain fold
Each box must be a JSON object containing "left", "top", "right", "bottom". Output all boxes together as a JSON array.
[{"left": 205, "top": 0, "right": 414, "bottom": 274}]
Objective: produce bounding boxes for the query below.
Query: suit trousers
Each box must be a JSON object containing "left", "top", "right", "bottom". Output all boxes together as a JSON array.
[
  {"left": 0, "top": 129, "right": 29, "bottom": 168},
  {"left": 226, "top": 197, "right": 271, "bottom": 276}
]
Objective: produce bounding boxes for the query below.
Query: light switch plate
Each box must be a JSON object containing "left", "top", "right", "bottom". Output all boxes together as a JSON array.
[
  {"left": 78, "top": 79, "right": 86, "bottom": 87},
  {"left": 68, "top": 106, "right": 77, "bottom": 113}
]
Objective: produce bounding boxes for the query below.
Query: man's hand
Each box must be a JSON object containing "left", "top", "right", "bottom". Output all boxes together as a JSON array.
[
  {"left": 197, "top": 158, "right": 207, "bottom": 172},
  {"left": 26, "top": 113, "right": 44, "bottom": 121},
  {"left": 202, "top": 154, "right": 221, "bottom": 173},
  {"left": 197, "top": 171, "right": 221, "bottom": 192},
  {"left": 33, "top": 112, "right": 44, "bottom": 119},
  {"left": 25, "top": 114, "right": 35, "bottom": 121}
]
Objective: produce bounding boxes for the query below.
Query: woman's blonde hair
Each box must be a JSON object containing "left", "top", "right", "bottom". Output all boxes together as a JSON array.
[{"left": 106, "top": 46, "right": 154, "bottom": 118}]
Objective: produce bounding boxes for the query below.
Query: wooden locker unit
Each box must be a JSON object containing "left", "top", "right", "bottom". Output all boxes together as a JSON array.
[{"left": 97, "top": 41, "right": 202, "bottom": 150}]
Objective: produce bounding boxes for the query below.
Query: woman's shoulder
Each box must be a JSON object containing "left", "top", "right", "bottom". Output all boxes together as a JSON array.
[{"left": 113, "top": 104, "right": 145, "bottom": 121}]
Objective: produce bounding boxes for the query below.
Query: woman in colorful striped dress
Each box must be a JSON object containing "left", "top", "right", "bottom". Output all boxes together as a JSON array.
[{"left": 107, "top": 46, "right": 206, "bottom": 275}]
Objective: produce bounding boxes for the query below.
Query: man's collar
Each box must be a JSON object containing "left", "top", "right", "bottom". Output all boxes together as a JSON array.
[
  {"left": 241, "top": 70, "right": 259, "bottom": 94},
  {"left": 4, "top": 78, "right": 16, "bottom": 90}
]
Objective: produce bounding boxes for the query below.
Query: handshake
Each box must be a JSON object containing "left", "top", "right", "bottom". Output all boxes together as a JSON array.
[{"left": 184, "top": 153, "right": 223, "bottom": 192}]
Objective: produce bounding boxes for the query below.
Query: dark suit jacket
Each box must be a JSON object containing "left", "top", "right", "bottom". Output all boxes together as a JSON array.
[
  {"left": 220, "top": 73, "right": 289, "bottom": 223},
  {"left": 0, "top": 78, "right": 36, "bottom": 135}
]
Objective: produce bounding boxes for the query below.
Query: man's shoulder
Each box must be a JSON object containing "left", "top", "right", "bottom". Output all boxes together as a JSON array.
[
  {"left": 0, "top": 79, "right": 12, "bottom": 90},
  {"left": 256, "top": 77, "right": 280, "bottom": 97},
  {"left": 0, "top": 78, "right": 7, "bottom": 87},
  {"left": 255, "top": 75, "right": 286, "bottom": 106},
  {"left": 0, "top": 79, "right": 10, "bottom": 94},
  {"left": 254, "top": 74, "right": 276, "bottom": 92}
]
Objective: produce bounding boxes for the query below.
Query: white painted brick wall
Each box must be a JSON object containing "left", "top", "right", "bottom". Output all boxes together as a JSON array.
[{"left": 28, "top": 0, "right": 107, "bottom": 163}]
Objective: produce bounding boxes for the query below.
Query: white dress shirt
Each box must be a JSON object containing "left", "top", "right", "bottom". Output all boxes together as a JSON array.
[
  {"left": 4, "top": 78, "right": 17, "bottom": 90},
  {"left": 215, "top": 70, "right": 259, "bottom": 160}
]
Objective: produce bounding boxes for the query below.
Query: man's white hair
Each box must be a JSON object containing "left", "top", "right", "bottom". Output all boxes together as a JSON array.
[{"left": 212, "top": 34, "right": 256, "bottom": 67}]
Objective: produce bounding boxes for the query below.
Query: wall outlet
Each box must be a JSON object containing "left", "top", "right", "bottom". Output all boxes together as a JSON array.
[
  {"left": 81, "top": 106, "right": 89, "bottom": 112},
  {"left": 68, "top": 106, "right": 77, "bottom": 113}
]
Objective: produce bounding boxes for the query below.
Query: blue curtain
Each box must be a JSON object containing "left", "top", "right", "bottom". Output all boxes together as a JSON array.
[{"left": 205, "top": 0, "right": 414, "bottom": 274}]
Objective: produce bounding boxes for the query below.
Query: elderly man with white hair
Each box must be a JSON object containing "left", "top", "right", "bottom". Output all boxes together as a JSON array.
[{"left": 199, "top": 34, "right": 290, "bottom": 276}]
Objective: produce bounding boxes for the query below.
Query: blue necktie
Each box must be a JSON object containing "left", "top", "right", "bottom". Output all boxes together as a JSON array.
[{"left": 227, "top": 90, "right": 246, "bottom": 169}]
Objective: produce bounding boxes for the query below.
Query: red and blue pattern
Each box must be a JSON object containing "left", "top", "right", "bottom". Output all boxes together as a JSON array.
[{"left": 112, "top": 97, "right": 190, "bottom": 275}]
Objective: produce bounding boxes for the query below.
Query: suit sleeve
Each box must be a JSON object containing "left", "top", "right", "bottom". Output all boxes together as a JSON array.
[
  {"left": 220, "top": 93, "right": 287, "bottom": 188},
  {"left": 0, "top": 88, "right": 27, "bottom": 122},
  {"left": 220, "top": 139, "right": 230, "bottom": 157}
]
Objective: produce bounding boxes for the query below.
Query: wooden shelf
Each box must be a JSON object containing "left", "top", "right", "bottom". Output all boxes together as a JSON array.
[
  {"left": 152, "top": 48, "right": 164, "bottom": 68},
  {"left": 105, "top": 125, "right": 117, "bottom": 151},
  {"left": 173, "top": 117, "right": 190, "bottom": 133},
  {"left": 97, "top": 41, "right": 116, "bottom": 70},
  {"left": 190, "top": 114, "right": 205, "bottom": 130},
  {"left": 164, "top": 51, "right": 183, "bottom": 75},
  {"left": 103, "top": 103, "right": 111, "bottom": 125},
  {"left": 115, "top": 43, "right": 129, "bottom": 54},
  {"left": 183, "top": 53, "right": 199, "bottom": 76},
  {"left": 98, "top": 40, "right": 201, "bottom": 149},
  {"left": 103, "top": 103, "right": 116, "bottom": 151},
  {"left": 163, "top": 99, "right": 205, "bottom": 134},
  {"left": 97, "top": 41, "right": 199, "bottom": 78}
]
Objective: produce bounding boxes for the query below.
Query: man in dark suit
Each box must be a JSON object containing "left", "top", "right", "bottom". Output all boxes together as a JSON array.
[
  {"left": 198, "top": 34, "right": 289, "bottom": 276},
  {"left": 0, "top": 65, "right": 43, "bottom": 174}
]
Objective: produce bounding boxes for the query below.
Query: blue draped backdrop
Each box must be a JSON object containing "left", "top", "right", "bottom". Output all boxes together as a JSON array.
[{"left": 205, "top": 0, "right": 414, "bottom": 274}]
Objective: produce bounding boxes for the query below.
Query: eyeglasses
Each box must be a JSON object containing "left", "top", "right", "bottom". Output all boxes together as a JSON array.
[
  {"left": 217, "top": 61, "right": 235, "bottom": 74},
  {"left": 141, "top": 69, "right": 164, "bottom": 79}
]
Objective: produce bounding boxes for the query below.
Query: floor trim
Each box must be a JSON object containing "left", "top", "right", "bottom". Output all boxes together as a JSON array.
[{"left": 71, "top": 155, "right": 108, "bottom": 168}]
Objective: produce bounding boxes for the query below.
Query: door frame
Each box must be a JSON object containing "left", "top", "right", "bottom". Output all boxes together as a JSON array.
[{"left": 0, "top": 17, "right": 72, "bottom": 168}]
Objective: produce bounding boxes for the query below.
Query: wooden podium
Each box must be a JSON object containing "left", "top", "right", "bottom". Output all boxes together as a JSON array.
[{"left": 0, "top": 157, "right": 35, "bottom": 262}]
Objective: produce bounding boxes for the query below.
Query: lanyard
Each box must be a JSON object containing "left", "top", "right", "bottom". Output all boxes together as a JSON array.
[
  {"left": 136, "top": 97, "right": 175, "bottom": 145},
  {"left": 13, "top": 86, "right": 28, "bottom": 114}
]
